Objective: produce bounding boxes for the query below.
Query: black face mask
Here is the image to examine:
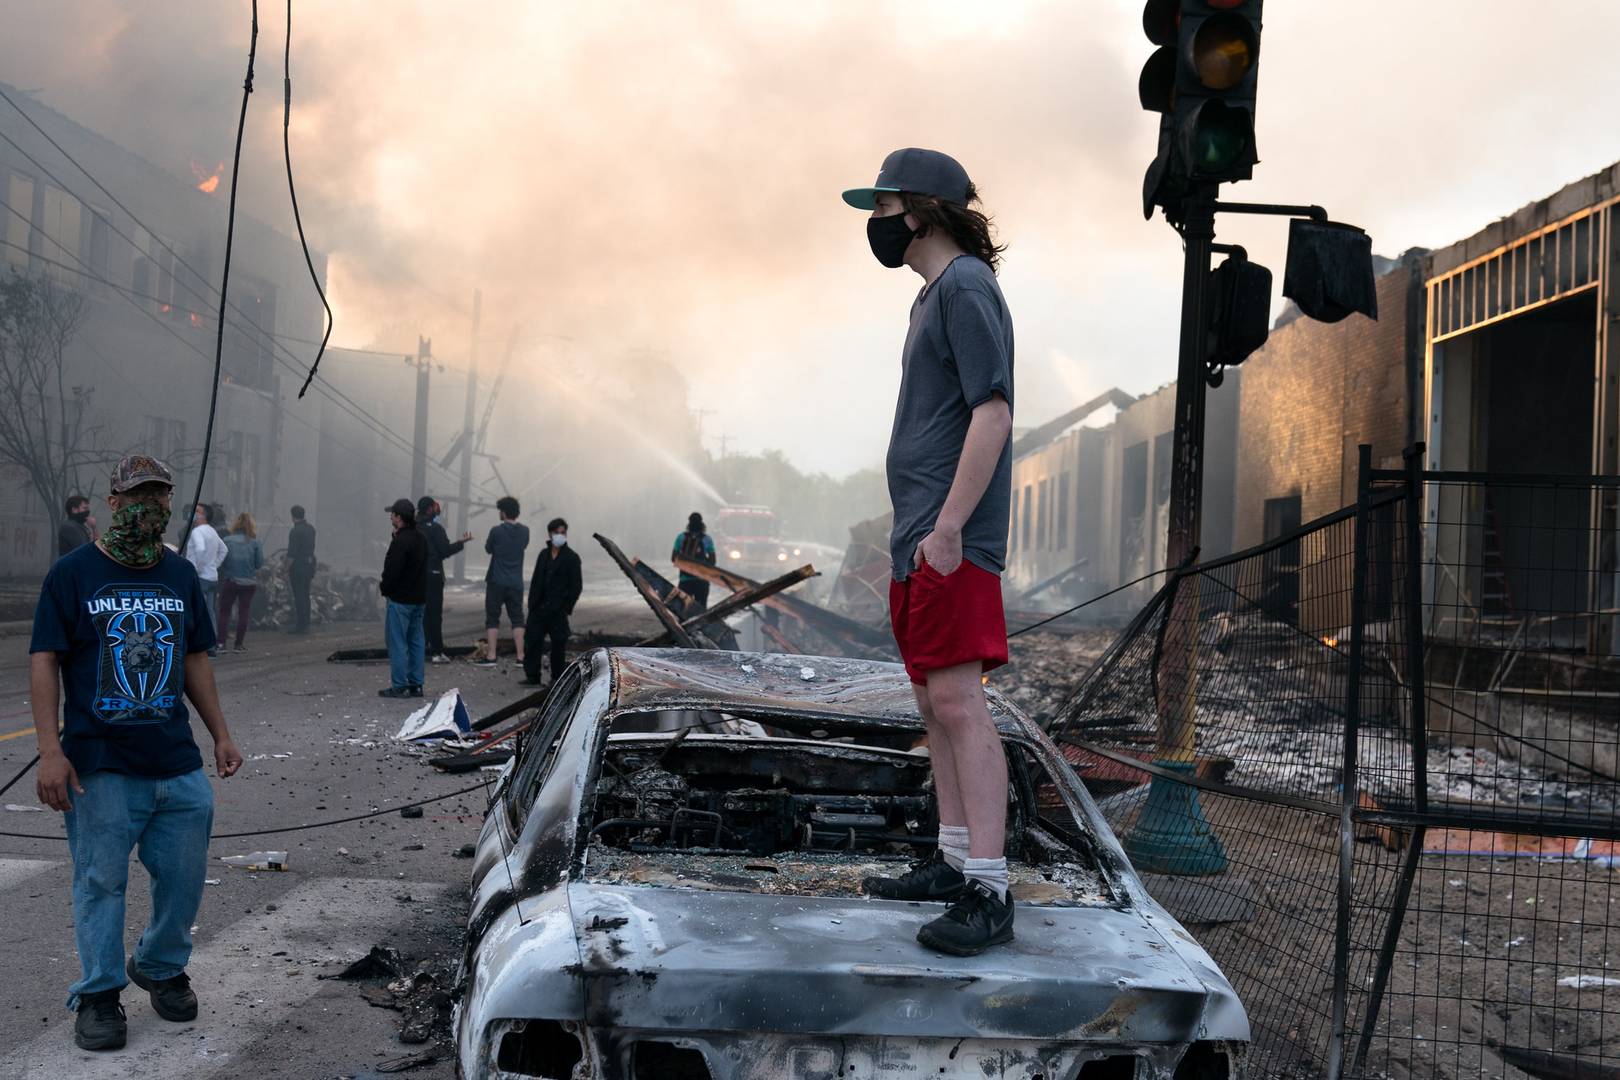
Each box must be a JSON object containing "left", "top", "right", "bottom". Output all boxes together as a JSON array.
[
  {"left": 867, "top": 213, "right": 919, "bottom": 269},
  {"left": 70, "top": 509, "right": 90, "bottom": 524}
]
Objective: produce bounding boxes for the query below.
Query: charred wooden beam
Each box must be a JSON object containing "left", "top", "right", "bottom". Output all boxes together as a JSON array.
[
  {"left": 673, "top": 556, "right": 894, "bottom": 654},
  {"left": 1016, "top": 557, "right": 1090, "bottom": 604},
  {"left": 637, "top": 564, "right": 819, "bottom": 647},
  {"left": 595, "top": 533, "right": 705, "bottom": 649}
]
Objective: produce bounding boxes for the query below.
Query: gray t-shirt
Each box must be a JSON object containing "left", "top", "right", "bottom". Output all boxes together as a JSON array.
[
  {"left": 885, "top": 255, "right": 1014, "bottom": 582},
  {"left": 484, "top": 520, "right": 531, "bottom": 589}
]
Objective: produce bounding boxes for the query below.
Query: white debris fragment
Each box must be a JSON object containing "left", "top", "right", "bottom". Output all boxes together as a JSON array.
[
  {"left": 4, "top": 803, "right": 44, "bottom": 812},
  {"left": 1558, "top": 975, "right": 1620, "bottom": 989},
  {"left": 799, "top": 667, "right": 816, "bottom": 681}
]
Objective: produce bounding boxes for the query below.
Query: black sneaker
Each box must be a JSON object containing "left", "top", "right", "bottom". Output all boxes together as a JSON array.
[
  {"left": 408, "top": 686, "right": 424, "bottom": 698},
  {"left": 916, "top": 880, "right": 1015, "bottom": 956},
  {"left": 473, "top": 658, "right": 497, "bottom": 668},
  {"left": 73, "top": 989, "right": 126, "bottom": 1051},
  {"left": 127, "top": 955, "right": 198, "bottom": 1022},
  {"left": 862, "top": 851, "right": 966, "bottom": 902},
  {"left": 378, "top": 686, "right": 412, "bottom": 698}
]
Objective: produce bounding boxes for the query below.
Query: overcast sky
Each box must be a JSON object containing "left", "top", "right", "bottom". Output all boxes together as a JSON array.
[{"left": 5, "top": 1, "right": 1619, "bottom": 476}]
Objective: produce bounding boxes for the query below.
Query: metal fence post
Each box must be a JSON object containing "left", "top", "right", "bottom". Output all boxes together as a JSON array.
[
  {"left": 1354, "top": 441, "right": 1431, "bottom": 1071},
  {"left": 1328, "top": 444, "right": 1373, "bottom": 1080}
]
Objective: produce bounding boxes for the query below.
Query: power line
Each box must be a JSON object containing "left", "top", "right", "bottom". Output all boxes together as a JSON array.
[
  {"left": 0, "top": 235, "right": 481, "bottom": 497},
  {"left": 0, "top": 110, "right": 435, "bottom": 470},
  {"left": 282, "top": 0, "right": 331, "bottom": 399},
  {"left": 181, "top": 0, "right": 258, "bottom": 553}
]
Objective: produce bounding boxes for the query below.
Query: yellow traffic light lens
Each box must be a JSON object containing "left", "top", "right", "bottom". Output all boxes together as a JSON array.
[{"left": 1191, "top": 14, "right": 1256, "bottom": 90}]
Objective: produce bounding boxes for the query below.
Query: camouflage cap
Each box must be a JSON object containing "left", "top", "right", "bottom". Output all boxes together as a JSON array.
[{"left": 109, "top": 453, "right": 174, "bottom": 494}]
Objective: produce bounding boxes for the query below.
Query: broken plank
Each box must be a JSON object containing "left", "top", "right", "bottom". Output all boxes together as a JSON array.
[
  {"left": 673, "top": 556, "right": 893, "bottom": 653},
  {"left": 597, "top": 533, "right": 703, "bottom": 648},
  {"left": 637, "top": 563, "right": 818, "bottom": 647}
]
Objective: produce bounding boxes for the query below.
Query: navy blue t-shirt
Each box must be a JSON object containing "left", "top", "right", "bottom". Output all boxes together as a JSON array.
[{"left": 30, "top": 544, "right": 215, "bottom": 778}]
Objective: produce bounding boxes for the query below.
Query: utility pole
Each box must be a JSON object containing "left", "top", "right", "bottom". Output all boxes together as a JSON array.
[
  {"left": 455, "top": 290, "right": 480, "bottom": 582},
  {"left": 410, "top": 336, "right": 432, "bottom": 500}
]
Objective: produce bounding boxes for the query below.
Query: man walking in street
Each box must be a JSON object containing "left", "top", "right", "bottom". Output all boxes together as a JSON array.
[
  {"left": 418, "top": 495, "right": 472, "bottom": 663},
  {"left": 182, "top": 502, "right": 226, "bottom": 658},
  {"left": 477, "top": 495, "right": 529, "bottom": 668},
  {"left": 379, "top": 498, "right": 428, "bottom": 699},
  {"left": 522, "top": 517, "right": 582, "bottom": 687},
  {"left": 30, "top": 454, "right": 243, "bottom": 1052},
  {"left": 843, "top": 149, "right": 1017, "bottom": 956},
  {"left": 58, "top": 494, "right": 95, "bottom": 557},
  {"left": 286, "top": 505, "right": 317, "bottom": 634},
  {"left": 671, "top": 511, "right": 717, "bottom": 612}
]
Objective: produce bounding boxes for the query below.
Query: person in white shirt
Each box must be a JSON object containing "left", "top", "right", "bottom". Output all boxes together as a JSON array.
[{"left": 183, "top": 504, "right": 227, "bottom": 657}]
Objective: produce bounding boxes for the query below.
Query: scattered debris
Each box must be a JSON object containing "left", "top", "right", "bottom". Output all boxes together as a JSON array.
[
  {"left": 3, "top": 803, "right": 44, "bottom": 812},
  {"left": 393, "top": 689, "right": 471, "bottom": 742},
  {"left": 330, "top": 945, "right": 403, "bottom": 981},
  {"left": 400, "top": 804, "right": 424, "bottom": 819},
  {"left": 253, "top": 554, "right": 383, "bottom": 628},
  {"left": 376, "top": 1051, "right": 438, "bottom": 1074},
  {"left": 453, "top": 843, "right": 475, "bottom": 858},
  {"left": 220, "top": 850, "right": 289, "bottom": 871},
  {"left": 1558, "top": 974, "right": 1620, "bottom": 989}
]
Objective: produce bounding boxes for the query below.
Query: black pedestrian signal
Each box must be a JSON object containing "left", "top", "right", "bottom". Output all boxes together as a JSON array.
[
  {"left": 1141, "top": 0, "right": 1264, "bottom": 218},
  {"left": 1205, "top": 253, "right": 1272, "bottom": 385}
]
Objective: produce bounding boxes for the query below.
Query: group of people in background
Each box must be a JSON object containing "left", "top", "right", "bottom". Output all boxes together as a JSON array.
[
  {"left": 376, "top": 493, "right": 583, "bottom": 700},
  {"left": 179, "top": 503, "right": 267, "bottom": 655}
]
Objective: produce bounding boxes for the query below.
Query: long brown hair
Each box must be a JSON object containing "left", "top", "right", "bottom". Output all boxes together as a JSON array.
[
  {"left": 902, "top": 182, "right": 1007, "bottom": 273},
  {"left": 231, "top": 511, "right": 257, "bottom": 539}
]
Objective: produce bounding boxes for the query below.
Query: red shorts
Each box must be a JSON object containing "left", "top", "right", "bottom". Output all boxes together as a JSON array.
[{"left": 888, "top": 559, "right": 1009, "bottom": 686}]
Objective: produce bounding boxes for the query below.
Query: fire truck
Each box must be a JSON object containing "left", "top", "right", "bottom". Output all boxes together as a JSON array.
[{"left": 713, "top": 506, "right": 796, "bottom": 581}]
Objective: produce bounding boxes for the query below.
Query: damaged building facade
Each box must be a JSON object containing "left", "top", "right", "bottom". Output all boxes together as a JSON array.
[
  {"left": 1001, "top": 162, "right": 1620, "bottom": 652},
  {"left": 0, "top": 85, "right": 327, "bottom": 576}
]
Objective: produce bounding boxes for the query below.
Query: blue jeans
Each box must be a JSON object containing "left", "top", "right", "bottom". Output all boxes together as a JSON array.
[
  {"left": 386, "top": 599, "right": 425, "bottom": 690},
  {"left": 62, "top": 768, "right": 214, "bottom": 1009},
  {"left": 198, "top": 579, "right": 219, "bottom": 647}
]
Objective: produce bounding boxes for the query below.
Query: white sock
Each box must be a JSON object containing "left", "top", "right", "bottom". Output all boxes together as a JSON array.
[
  {"left": 937, "top": 826, "right": 970, "bottom": 871},
  {"left": 962, "top": 857, "right": 1009, "bottom": 902}
]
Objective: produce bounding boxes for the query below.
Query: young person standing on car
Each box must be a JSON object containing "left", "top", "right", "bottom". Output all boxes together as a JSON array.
[
  {"left": 844, "top": 149, "right": 1016, "bottom": 956},
  {"left": 30, "top": 454, "right": 243, "bottom": 1051}
]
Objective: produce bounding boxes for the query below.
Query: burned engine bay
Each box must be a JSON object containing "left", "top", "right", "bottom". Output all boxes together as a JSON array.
[{"left": 581, "top": 731, "right": 1113, "bottom": 905}]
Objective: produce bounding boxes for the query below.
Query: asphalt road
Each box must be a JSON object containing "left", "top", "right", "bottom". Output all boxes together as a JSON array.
[{"left": 0, "top": 578, "right": 661, "bottom": 1079}]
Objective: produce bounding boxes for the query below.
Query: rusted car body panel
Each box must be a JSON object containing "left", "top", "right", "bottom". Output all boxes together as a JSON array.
[{"left": 455, "top": 648, "right": 1249, "bottom": 1079}]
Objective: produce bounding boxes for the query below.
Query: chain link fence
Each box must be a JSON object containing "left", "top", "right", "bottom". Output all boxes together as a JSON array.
[{"left": 1047, "top": 446, "right": 1620, "bottom": 1080}]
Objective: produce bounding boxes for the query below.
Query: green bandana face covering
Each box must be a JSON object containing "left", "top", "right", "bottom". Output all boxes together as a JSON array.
[{"left": 101, "top": 499, "right": 172, "bottom": 567}]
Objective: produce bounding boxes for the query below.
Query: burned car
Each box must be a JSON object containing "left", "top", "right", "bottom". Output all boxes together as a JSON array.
[{"left": 456, "top": 648, "right": 1248, "bottom": 1079}]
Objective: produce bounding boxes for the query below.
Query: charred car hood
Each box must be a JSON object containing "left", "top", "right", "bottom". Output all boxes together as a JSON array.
[{"left": 567, "top": 882, "right": 1245, "bottom": 1043}]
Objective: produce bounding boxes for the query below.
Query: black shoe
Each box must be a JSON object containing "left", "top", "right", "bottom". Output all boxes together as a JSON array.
[
  {"left": 518, "top": 676, "right": 543, "bottom": 686},
  {"left": 916, "top": 879, "right": 1015, "bottom": 956},
  {"left": 73, "top": 989, "right": 126, "bottom": 1051},
  {"left": 862, "top": 851, "right": 966, "bottom": 902},
  {"left": 378, "top": 686, "right": 412, "bottom": 698},
  {"left": 408, "top": 686, "right": 424, "bottom": 698},
  {"left": 127, "top": 955, "right": 198, "bottom": 1022}
]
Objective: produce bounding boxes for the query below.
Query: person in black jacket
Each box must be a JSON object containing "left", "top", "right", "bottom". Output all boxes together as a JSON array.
[
  {"left": 286, "top": 505, "right": 317, "bottom": 634},
  {"left": 378, "top": 498, "right": 428, "bottom": 699},
  {"left": 416, "top": 496, "right": 472, "bottom": 662},
  {"left": 58, "top": 494, "right": 95, "bottom": 557},
  {"left": 522, "top": 517, "right": 583, "bottom": 687}
]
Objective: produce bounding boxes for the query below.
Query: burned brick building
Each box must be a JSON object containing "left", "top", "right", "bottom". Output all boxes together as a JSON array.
[{"left": 1001, "top": 162, "right": 1620, "bottom": 648}]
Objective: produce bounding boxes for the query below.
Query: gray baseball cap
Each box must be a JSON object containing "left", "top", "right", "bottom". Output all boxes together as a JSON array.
[{"left": 842, "top": 148, "right": 972, "bottom": 210}]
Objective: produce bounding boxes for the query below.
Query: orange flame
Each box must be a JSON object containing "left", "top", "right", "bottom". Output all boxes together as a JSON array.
[
  {"left": 190, "top": 160, "right": 224, "bottom": 194},
  {"left": 1322, "top": 635, "right": 1339, "bottom": 649}
]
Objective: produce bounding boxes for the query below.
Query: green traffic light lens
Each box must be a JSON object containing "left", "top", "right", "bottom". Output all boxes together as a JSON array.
[
  {"left": 1191, "top": 100, "right": 1253, "bottom": 169},
  {"left": 1191, "top": 14, "right": 1257, "bottom": 90}
]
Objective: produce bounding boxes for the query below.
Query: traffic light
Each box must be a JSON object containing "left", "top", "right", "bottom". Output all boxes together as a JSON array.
[
  {"left": 1141, "top": 0, "right": 1264, "bottom": 218},
  {"left": 1204, "top": 253, "right": 1271, "bottom": 385}
]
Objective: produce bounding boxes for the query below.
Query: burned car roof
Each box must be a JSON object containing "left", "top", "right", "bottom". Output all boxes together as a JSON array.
[{"left": 607, "top": 647, "right": 1021, "bottom": 729}]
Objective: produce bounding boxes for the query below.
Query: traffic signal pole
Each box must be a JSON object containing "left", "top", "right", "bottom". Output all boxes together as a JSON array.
[{"left": 1124, "top": 185, "right": 1229, "bottom": 876}]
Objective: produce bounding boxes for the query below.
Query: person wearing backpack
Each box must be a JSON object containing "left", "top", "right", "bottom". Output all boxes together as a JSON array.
[{"left": 671, "top": 512, "right": 716, "bottom": 611}]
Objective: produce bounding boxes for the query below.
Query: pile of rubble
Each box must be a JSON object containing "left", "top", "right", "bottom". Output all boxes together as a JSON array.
[
  {"left": 992, "top": 629, "right": 1115, "bottom": 726},
  {"left": 252, "top": 552, "right": 382, "bottom": 628}
]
